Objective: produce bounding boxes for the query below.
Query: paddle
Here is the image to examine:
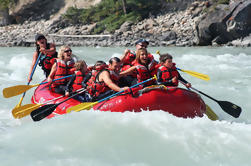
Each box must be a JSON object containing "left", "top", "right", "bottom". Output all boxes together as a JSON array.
[
  {"left": 12, "top": 88, "right": 86, "bottom": 119},
  {"left": 30, "top": 89, "right": 87, "bottom": 122},
  {"left": 67, "top": 75, "right": 157, "bottom": 113},
  {"left": 176, "top": 68, "right": 210, "bottom": 81},
  {"left": 12, "top": 95, "right": 64, "bottom": 119},
  {"left": 190, "top": 86, "right": 241, "bottom": 118},
  {"left": 205, "top": 104, "right": 219, "bottom": 121},
  {"left": 156, "top": 50, "right": 210, "bottom": 81},
  {"left": 3, "top": 75, "right": 73, "bottom": 98},
  {"left": 15, "top": 53, "right": 42, "bottom": 107}
]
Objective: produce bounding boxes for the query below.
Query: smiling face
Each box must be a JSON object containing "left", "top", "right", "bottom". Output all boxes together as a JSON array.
[
  {"left": 63, "top": 48, "right": 72, "bottom": 61},
  {"left": 36, "top": 38, "right": 46, "bottom": 47},
  {"left": 139, "top": 51, "right": 148, "bottom": 65},
  {"left": 109, "top": 60, "right": 121, "bottom": 73},
  {"left": 163, "top": 58, "right": 173, "bottom": 68},
  {"left": 136, "top": 48, "right": 148, "bottom": 65}
]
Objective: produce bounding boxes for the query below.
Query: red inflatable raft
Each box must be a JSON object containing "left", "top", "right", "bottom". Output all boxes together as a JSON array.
[{"left": 31, "top": 82, "right": 206, "bottom": 118}]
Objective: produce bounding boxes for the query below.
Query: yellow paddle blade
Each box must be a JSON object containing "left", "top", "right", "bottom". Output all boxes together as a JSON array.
[
  {"left": 3, "top": 84, "right": 39, "bottom": 98},
  {"left": 67, "top": 102, "right": 98, "bottom": 113},
  {"left": 12, "top": 103, "right": 42, "bottom": 119},
  {"left": 205, "top": 104, "right": 219, "bottom": 121},
  {"left": 180, "top": 69, "right": 210, "bottom": 81}
]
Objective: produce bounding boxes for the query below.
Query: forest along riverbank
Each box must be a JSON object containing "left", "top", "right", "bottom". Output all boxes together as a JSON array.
[{"left": 0, "top": 0, "right": 250, "bottom": 47}]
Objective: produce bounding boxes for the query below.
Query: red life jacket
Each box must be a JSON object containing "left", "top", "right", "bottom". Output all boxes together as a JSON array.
[
  {"left": 122, "top": 51, "right": 136, "bottom": 65},
  {"left": 43, "top": 54, "right": 57, "bottom": 70},
  {"left": 134, "top": 59, "right": 158, "bottom": 86},
  {"left": 158, "top": 63, "right": 179, "bottom": 86},
  {"left": 50, "top": 59, "right": 75, "bottom": 90},
  {"left": 72, "top": 70, "right": 86, "bottom": 91},
  {"left": 87, "top": 68, "right": 119, "bottom": 98},
  {"left": 86, "top": 64, "right": 108, "bottom": 98},
  {"left": 38, "top": 43, "right": 57, "bottom": 70},
  {"left": 121, "top": 52, "right": 135, "bottom": 74}
]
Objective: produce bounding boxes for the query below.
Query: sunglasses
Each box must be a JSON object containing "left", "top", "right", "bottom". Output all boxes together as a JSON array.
[{"left": 64, "top": 49, "right": 72, "bottom": 53}]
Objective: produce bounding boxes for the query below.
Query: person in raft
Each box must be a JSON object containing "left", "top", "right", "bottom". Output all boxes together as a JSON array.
[
  {"left": 119, "top": 38, "right": 156, "bottom": 87},
  {"left": 65, "top": 60, "right": 92, "bottom": 102},
  {"left": 47, "top": 45, "right": 77, "bottom": 94},
  {"left": 28, "top": 33, "right": 57, "bottom": 80},
  {"left": 157, "top": 53, "right": 191, "bottom": 88},
  {"left": 120, "top": 48, "right": 158, "bottom": 87},
  {"left": 86, "top": 57, "right": 129, "bottom": 101}
]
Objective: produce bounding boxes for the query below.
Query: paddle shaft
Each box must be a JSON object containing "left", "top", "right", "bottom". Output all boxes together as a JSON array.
[
  {"left": 40, "top": 74, "right": 73, "bottom": 85},
  {"left": 29, "top": 52, "right": 43, "bottom": 83},
  {"left": 190, "top": 87, "right": 218, "bottom": 102},
  {"left": 98, "top": 76, "right": 155, "bottom": 103},
  {"left": 18, "top": 53, "right": 42, "bottom": 103}
]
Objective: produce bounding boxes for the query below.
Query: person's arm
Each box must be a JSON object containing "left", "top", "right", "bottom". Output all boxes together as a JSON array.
[
  {"left": 47, "top": 63, "right": 57, "bottom": 82},
  {"left": 120, "top": 48, "right": 130, "bottom": 63},
  {"left": 119, "top": 66, "right": 137, "bottom": 77},
  {"left": 65, "top": 74, "right": 76, "bottom": 95},
  {"left": 178, "top": 72, "right": 191, "bottom": 88},
  {"left": 100, "top": 71, "right": 128, "bottom": 92},
  {"left": 40, "top": 43, "right": 56, "bottom": 55},
  {"left": 82, "top": 72, "right": 92, "bottom": 88},
  {"left": 28, "top": 52, "right": 38, "bottom": 81}
]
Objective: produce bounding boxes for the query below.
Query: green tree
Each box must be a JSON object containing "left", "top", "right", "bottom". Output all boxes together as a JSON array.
[{"left": 0, "top": 0, "right": 15, "bottom": 9}]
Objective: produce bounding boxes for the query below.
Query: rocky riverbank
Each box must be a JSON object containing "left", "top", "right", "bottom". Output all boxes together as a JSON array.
[{"left": 0, "top": 0, "right": 250, "bottom": 47}]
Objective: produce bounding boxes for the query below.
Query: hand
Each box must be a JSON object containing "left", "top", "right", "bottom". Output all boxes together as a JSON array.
[
  {"left": 124, "top": 49, "right": 130, "bottom": 55},
  {"left": 121, "top": 86, "right": 130, "bottom": 91},
  {"left": 185, "top": 83, "right": 191, "bottom": 88},
  {"left": 39, "top": 47, "right": 46, "bottom": 54},
  {"left": 47, "top": 77, "right": 53, "bottom": 83},
  {"left": 28, "top": 75, "right": 32, "bottom": 82},
  {"left": 172, "top": 76, "right": 178, "bottom": 83},
  {"left": 65, "top": 91, "right": 70, "bottom": 97}
]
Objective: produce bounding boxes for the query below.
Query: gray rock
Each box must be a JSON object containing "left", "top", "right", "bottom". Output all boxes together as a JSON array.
[
  {"left": 195, "top": 0, "right": 251, "bottom": 45},
  {"left": 159, "top": 31, "right": 177, "bottom": 41}
]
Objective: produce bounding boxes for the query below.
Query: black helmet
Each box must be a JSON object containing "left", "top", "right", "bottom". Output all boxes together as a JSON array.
[
  {"left": 135, "top": 38, "right": 149, "bottom": 45},
  {"left": 35, "top": 34, "right": 46, "bottom": 41}
]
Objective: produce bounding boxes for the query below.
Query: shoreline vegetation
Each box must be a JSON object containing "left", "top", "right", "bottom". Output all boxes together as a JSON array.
[{"left": 0, "top": 0, "right": 250, "bottom": 47}]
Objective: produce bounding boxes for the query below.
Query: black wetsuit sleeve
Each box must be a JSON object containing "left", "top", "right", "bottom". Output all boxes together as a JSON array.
[
  {"left": 81, "top": 72, "right": 92, "bottom": 88},
  {"left": 65, "top": 74, "right": 76, "bottom": 93},
  {"left": 156, "top": 69, "right": 173, "bottom": 86},
  {"left": 178, "top": 72, "right": 188, "bottom": 84}
]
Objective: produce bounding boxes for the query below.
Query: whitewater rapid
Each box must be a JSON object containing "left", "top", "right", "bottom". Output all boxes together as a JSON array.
[{"left": 0, "top": 46, "right": 250, "bottom": 166}]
